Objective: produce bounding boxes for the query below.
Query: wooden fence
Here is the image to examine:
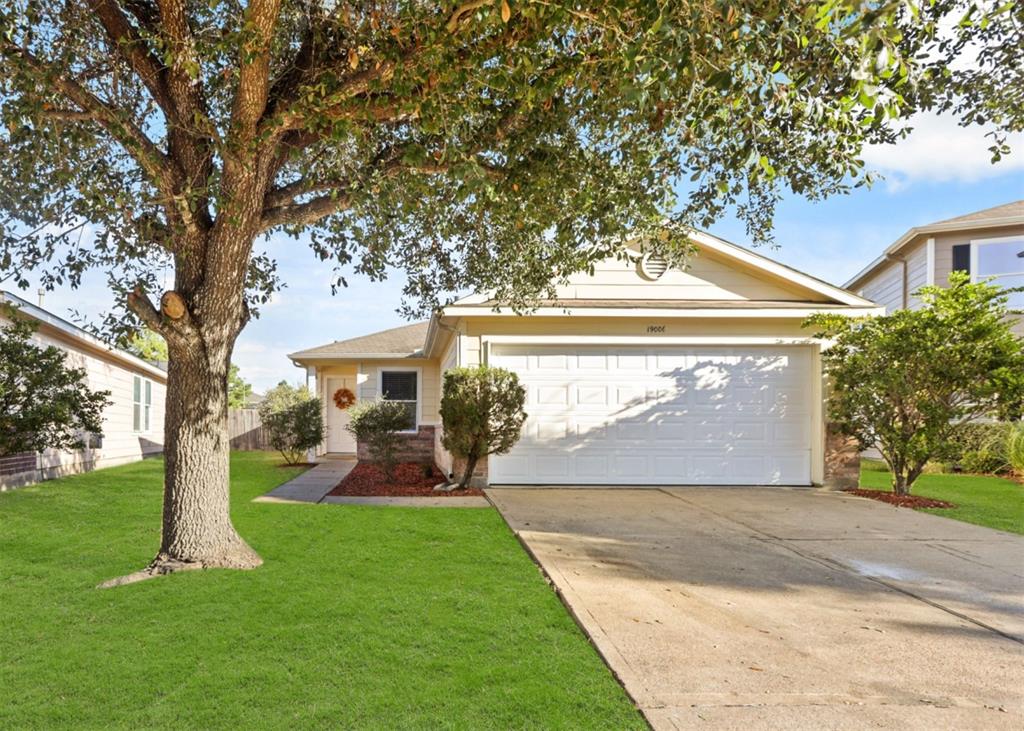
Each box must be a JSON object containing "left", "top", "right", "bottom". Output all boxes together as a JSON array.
[{"left": 228, "top": 408, "right": 271, "bottom": 451}]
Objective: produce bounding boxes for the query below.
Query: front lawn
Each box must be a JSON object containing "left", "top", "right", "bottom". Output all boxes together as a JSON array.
[
  {"left": 859, "top": 459, "right": 1024, "bottom": 535},
  {"left": 0, "top": 452, "right": 643, "bottom": 729}
]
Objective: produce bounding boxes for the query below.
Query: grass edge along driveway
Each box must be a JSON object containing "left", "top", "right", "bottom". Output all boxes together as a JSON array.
[
  {"left": 0, "top": 452, "right": 644, "bottom": 730},
  {"left": 859, "top": 459, "right": 1024, "bottom": 535}
]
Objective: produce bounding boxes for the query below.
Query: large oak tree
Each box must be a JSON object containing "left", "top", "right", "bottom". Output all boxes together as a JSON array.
[{"left": 0, "top": 1, "right": 1016, "bottom": 580}]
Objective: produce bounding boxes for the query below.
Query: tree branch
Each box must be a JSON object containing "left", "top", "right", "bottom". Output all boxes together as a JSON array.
[
  {"left": 3, "top": 43, "right": 181, "bottom": 199},
  {"left": 231, "top": 0, "right": 282, "bottom": 139},
  {"left": 88, "top": 0, "right": 176, "bottom": 116},
  {"left": 125, "top": 288, "right": 166, "bottom": 334}
]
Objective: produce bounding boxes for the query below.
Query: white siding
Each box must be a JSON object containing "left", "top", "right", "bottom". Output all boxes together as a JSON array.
[
  {"left": 905, "top": 241, "right": 929, "bottom": 309},
  {"left": 859, "top": 260, "right": 903, "bottom": 313},
  {"left": 1, "top": 315, "right": 166, "bottom": 490},
  {"left": 555, "top": 248, "right": 829, "bottom": 302},
  {"left": 356, "top": 358, "right": 441, "bottom": 424},
  {"left": 434, "top": 333, "right": 459, "bottom": 475}
]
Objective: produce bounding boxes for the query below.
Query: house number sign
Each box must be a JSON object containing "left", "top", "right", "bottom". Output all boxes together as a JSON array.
[{"left": 646, "top": 325, "right": 666, "bottom": 333}]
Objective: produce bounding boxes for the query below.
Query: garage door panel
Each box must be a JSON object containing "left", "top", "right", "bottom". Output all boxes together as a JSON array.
[{"left": 490, "top": 345, "right": 813, "bottom": 486}]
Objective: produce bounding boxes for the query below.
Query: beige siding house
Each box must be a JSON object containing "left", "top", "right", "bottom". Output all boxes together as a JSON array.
[
  {"left": 845, "top": 200, "right": 1024, "bottom": 336},
  {"left": 290, "top": 231, "right": 880, "bottom": 488},
  {"left": 0, "top": 291, "right": 167, "bottom": 490}
]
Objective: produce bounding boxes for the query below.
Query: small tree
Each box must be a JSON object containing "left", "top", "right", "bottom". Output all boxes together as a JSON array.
[
  {"left": 0, "top": 310, "right": 112, "bottom": 457},
  {"left": 346, "top": 399, "right": 410, "bottom": 480},
  {"left": 441, "top": 366, "right": 527, "bottom": 489},
  {"left": 227, "top": 365, "right": 253, "bottom": 409},
  {"left": 258, "top": 382, "right": 323, "bottom": 465},
  {"left": 124, "top": 329, "right": 168, "bottom": 363},
  {"left": 807, "top": 272, "right": 1024, "bottom": 496}
]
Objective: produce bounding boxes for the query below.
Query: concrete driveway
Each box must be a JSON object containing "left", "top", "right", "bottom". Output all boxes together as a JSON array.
[{"left": 487, "top": 487, "right": 1024, "bottom": 730}]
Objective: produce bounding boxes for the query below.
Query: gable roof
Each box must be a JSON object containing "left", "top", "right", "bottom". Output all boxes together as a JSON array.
[
  {"left": 448, "top": 230, "right": 874, "bottom": 310},
  {"left": 0, "top": 289, "right": 168, "bottom": 380},
  {"left": 845, "top": 200, "right": 1024, "bottom": 289},
  {"left": 288, "top": 321, "right": 430, "bottom": 360},
  {"left": 290, "top": 230, "right": 878, "bottom": 365}
]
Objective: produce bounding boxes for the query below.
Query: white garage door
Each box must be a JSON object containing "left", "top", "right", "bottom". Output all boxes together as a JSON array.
[{"left": 489, "top": 345, "right": 814, "bottom": 486}]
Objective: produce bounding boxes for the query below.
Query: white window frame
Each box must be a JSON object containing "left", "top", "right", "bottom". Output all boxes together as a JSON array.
[
  {"left": 970, "top": 235, "right": 1024, "bottom": 306},
  {"left": 132, "top": 375, "right": 153, "bottom": 434},
  {"left": 377, "top": 367, "right": 421, "bottom": 433}
]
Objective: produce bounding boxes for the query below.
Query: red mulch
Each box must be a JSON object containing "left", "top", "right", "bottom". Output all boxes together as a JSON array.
[
  {"left": 845, "top": 488, "right": 955, "bottom": 510},
  {"left": 327, "top": 462, "right": 485, "bottom": 497}
]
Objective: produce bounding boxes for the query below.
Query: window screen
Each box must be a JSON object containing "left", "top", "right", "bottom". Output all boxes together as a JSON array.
[{"left": 381, "top": 371, "right": 417, "bottom": 430}]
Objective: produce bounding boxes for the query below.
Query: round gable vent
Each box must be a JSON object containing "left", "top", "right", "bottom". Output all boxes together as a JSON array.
[{"left": 637, "top": 253, "right": 669, "bottom": 281}]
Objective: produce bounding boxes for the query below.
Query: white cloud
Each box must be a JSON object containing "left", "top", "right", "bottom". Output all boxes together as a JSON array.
[{"left": 862, "top": 112, "right": 1024, "bottom": 189}]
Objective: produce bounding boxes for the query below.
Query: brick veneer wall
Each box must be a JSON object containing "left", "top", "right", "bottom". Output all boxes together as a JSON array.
[
  {"left": 0, "top": 452, "right": 37, "bottom": 476},
  {"left": 357, "top": 425, "right": 436, "bottom": 464},
  {"left": 823, "top": 423, "right": 860, "bottom": 489}
]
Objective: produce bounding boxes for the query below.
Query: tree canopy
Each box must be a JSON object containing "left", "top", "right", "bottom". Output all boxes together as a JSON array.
[{"left": 2, "top": 1, "right": 1018, "bottom": 324}]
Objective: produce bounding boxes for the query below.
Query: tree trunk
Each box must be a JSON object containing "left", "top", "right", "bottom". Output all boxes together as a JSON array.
[
  {"left": 153, "top": 335, "right": 260, "bottom": 571},
  {"left": 459, "top": 453, "right": 479, "bottom": 490},
  {"left": 892, "top": 472, "right": 910, "bottom": 497}
]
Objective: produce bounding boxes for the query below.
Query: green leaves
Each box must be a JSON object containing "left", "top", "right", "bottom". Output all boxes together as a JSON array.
[
  {"left": 0, "top": 0, "right": 1016, "bottom": 327},
  {"left": 0, "top": 309, "right": 113, "bottom": 457},
  {"left": 806, "top": 272, "right": 1024, "bottom": 494}
]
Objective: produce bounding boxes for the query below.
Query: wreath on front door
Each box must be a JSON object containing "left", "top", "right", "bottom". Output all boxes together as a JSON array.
[{"left": 332, "top": 387, "right": 356, "bottom": 410}]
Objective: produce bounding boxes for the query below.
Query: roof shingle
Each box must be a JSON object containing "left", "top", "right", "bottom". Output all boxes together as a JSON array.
[
  {"left": 932, "top": 199, "right": 1024, "bottom": 226},
  {"left": 289, "top": 321, "right": 429, "bottom": 359}
]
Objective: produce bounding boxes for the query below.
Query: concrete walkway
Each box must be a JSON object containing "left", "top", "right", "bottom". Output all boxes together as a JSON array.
[
  {"left": 488, "top": 487, "right": 1024, "bottom": 730},
  {"left": 255, "top": 458, "right": 355, "bottom": 503}
]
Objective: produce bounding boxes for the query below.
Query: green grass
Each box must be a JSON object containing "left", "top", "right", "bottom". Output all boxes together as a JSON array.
[
  {"left": 0, "top": 453, "right": 643, "bottom": 730},
  {"left": 859, "top": 459, "right": 1024, "bottom": 535}
]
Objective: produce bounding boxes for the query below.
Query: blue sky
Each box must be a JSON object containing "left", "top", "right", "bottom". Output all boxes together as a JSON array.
[{"left": 10, "top": 112, "right": 1024, "bottom": 392}]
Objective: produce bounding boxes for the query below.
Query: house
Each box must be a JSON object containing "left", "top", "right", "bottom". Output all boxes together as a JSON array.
[
  {"left": 0, "top": 290, "right": 167, "bottom": 490},
  {"left": 289, "top": 231, "right": 881, "bottom": 489},
  {"left": 844, "top": 200, "right": 1024, "bottom": 335}
]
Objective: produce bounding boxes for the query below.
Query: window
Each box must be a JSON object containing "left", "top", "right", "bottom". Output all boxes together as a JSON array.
[
  {"left": 133, "top": 375, "right": 153, "bottom": 433},
  {"left": 380, "top": 370, "right": 418, "bottom": 431},
  {"left": 973, "top": 238, "right": 1024, "bottom": 309}
]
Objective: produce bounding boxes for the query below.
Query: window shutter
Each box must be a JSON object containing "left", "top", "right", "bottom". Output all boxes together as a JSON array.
[{"left": 952, "top": 244, "right": 970, "bottom": 274}]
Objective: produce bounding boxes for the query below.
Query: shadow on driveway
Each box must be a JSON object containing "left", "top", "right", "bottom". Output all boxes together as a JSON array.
[{"left": 487, "top": 487, "right": 1024, "bottom": 730}]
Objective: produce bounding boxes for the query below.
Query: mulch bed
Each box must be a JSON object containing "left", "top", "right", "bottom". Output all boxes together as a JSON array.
[
  {"left": 327, "top": 462, "right": 485, "bottom": 497},
  {"left": 844, "top": 488, "right": 955, "bottom": 510}
]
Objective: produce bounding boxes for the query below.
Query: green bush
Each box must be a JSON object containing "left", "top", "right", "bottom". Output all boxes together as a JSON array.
[
  {"left": 440, "top": 366, "right": 527, "bottom": 489},
  {"left": 260, "top": 397, "right": 324, "bottom": 465},
  {"left": 1005, "top": 423, "right": 1024, "bottom": 478},
  {"left": 935, "top": 422, "right": 1012, "bottom": 464},
  {"left": 346, "top": 399, "right": 410, "bottom": 479},
  {"left": 960, "top": 448, "right": 1006, "bottom": 475}
]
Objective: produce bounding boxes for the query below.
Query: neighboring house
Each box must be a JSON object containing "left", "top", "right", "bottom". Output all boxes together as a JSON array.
[
  {"left": 844, "top": 200, "right": 1024, "bottom": 336},
  {"left": 0, "top": 290, "right": 167, "bottom": 490},
  {"left": 289, "top": 231, "right": 880, "bottom": 489}
]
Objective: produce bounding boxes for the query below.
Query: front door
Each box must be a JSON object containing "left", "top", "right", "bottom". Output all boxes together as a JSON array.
[{"left": 325, "top": 376, "right": 357, "bottom": 454}]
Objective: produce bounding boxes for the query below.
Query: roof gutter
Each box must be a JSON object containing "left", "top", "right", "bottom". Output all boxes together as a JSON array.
[{"left": 1, "top": 290, "right": 169, "bottom": 380}]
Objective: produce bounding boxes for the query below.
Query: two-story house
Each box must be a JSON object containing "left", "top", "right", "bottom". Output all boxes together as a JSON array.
[{"left": 844, "top": 200, "right": 1024, "bottom": 335}]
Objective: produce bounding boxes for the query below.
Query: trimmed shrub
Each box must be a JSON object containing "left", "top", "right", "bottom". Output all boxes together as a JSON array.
[
  {"left": 346, "top": 399, "right": 410, "bottom": 479},
  {"left": 261, "top": 397, "right": 324, "bottom": 465},
  {"left": 440, "top": 366, "right": 527, "bottom": 488}
]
